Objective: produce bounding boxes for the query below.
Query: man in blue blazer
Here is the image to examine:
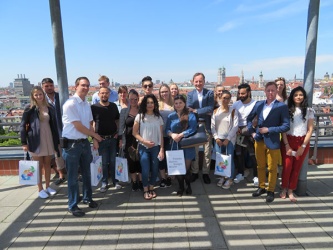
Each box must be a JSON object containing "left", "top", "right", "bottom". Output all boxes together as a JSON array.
[
  {"left": 187, "top": 72, "right": 214, "bottom": 184},
  {"left": 247, "top": 81, "right": 290, "bottom": 203}
]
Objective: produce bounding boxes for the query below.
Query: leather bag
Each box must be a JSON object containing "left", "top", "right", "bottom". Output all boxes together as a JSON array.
[{"left": 179, "top": 123, "right": 208, "bottom": 148}]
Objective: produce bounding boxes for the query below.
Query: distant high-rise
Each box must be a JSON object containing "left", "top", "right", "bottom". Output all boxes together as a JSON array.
[{"left": 14, "top": 74, "right": 33, "bottom": 96}]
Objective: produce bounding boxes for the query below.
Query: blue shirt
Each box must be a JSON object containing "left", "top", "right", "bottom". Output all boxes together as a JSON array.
[{"left": 91, "top": 88, "right": 118, "bottom": 104}]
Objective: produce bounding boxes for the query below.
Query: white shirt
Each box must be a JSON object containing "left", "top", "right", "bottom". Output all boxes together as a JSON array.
[
  {"left": 287, "top": 107, "right": 315, "bottom": 136},
  {"left": 263, "top": 100, "right": 276, "bottom": 120},
  {"left": 231, "top": 99, "right": 256, "bottom": 127},
  {"left": 62, "top": 94, "right": 93, "bottom": 139},
  {"left": 135, "top": 113, "right": 164, "bottom": 148},
  {"left": 196, "top": 89, "right": 203, "bottom": 108}
]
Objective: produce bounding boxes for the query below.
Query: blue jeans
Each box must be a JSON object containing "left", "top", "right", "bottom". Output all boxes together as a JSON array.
[
  {"left": 214, "top": 141, "right": 235, "bottom": 179},
  {"left": 98, "top": 138, "right": 117, "bottom": 185},
  {"left": 62, "top": 139, "right": 93, "bottom": 210},
  {"left": 139, "top": 144, "right": 160, "bottom": 188}
]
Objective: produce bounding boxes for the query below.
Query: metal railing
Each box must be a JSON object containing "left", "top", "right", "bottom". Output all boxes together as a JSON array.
[{"left": 1, "top": 112, "right": 333, "bottom": 161}]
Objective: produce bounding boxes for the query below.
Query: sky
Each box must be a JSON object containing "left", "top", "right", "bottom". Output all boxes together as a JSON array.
[{"left": 1, "top": 0, "right": 333, "bottom": 87}]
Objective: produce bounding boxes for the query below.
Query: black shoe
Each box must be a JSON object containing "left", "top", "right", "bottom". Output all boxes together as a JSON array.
[
  {"left": 190, "top": 173, "right": 199, "bottom": 183},
  {"left": 266, "top": 191, "right": 275, "bottom": 203},
  {"left": 132, "top": 181, "right": 139, "bottom": 191},
  {"left": 55, "top": 177, "right": 66, "bottom": 185},
  {"left": 186, "top": 185, "right": 192, "bottom": 195},
  {"left": 138, "top": 181, "right": 144, "bottom": 191},
  {"left": 83, "top": 200, "right": 98, "bottom": 208},
  {"left": 166, "top": 177, "right": 172, "bottom": 187},
  {"left": 203, "top": 174, "right": 211, "bottom": 184},
  {"left": 252, "top": 188, "right": 266, "bottom": 197},
  {"left": 177, "top": 189, "right": 184, "bottom": 196},
  {"left": 69, "top": 206, "right": 85, "bottom": 217},
  {"left": 160, "top": 178, "right": 167, "bottom": 188},
  {"left": 78, "top": 175, "right": 83, "bottom": 182}
]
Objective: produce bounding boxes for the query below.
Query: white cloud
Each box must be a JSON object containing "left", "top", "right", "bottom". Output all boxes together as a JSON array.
[{"left": 217, "top": 21, "right": 241, "bottom": 32}]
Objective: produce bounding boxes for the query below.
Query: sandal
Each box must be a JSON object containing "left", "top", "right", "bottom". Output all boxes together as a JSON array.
[
  {"left": 288, "top": 191, "right": 297, "bottom": 202},
  {"left": 143, "top": 191, "right": 152, "bottom": 200},
  {"left": 149, "top": 190, "right": 157, "bottom": 198},
  {"left": 280, "top": 189, "right": 287, "bottom": 199}
]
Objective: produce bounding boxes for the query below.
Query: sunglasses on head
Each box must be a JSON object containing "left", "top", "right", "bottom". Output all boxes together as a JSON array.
[
  {"left": 143, "top": 84, "right": 153, "bottom": 89},
  {"left": 275, "top": 77, "right": 285, "bottom": 82}
]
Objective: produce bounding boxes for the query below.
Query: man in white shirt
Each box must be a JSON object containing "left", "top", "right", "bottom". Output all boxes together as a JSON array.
[
  {"left": 62, "top": 77, "right": 103, "bottom": 217},
  {"left": 231, "top": 84, "right": 258, "bottom": 185},
  {"left": 91, "top": 75, "right": 118, "bottom": 104}
]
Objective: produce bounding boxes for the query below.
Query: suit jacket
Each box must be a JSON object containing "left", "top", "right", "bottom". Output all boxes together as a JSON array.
[
  {"left": 186, "top": 88, "right": 214, "bottom": 132},
  {"left": 247, "top": 100, "right": 290, "bottom": 149}
]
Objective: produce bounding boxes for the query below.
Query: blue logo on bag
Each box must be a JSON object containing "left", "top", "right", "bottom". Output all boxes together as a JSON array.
[
  {"left": 215, "top": 160, "right": 228, "bottom": 173},
  {"left": 21, "top": 166, "right": 35, "bottom": 180}
]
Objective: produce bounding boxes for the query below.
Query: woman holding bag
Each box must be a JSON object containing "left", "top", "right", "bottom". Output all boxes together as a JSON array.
[
  {"left": 211, "top": 90, "right": 238, "bottom": 189},
  {"left": 133, "top": 94, "right": 164, "bottom": 200},
  {"left": 119, "top": 89, "right": 142, "bottom": 191},
  {"left": 165, "top": 95, "right": 197, "bottom": 196},
  {"left": 20, "top": 86, "right": 60, "bottom": 198}
]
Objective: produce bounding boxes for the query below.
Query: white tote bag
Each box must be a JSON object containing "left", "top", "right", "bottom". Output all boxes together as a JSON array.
[
  {"left": 214, "top": 147, "right": 232, "bottom": 178},
  {"left": 19, "top": 152, "right": 40, "bottom": 185},
  {"left": 166, "top": 143, "right": 186, "bottom": 175},
  {"left": 115, "top": 156, "right": 129, "bottom": 182},
  {"left": 90, "top": 151, "right": 103, "bottom": 186}
]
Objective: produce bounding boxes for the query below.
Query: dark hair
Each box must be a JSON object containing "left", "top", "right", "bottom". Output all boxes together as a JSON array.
[
  {"left": 265, "top": 81, "right": 277, "bottom": 89},
  {"left": 128, "top": 89, "right": 139, "bottom": 97},
  {"left": 275, "top": 77, "right": 287, "bottom": 101},
  {"left": 288, "top": 86, "right": 308, "bottom": 122},
  {"left": 174, "top": 95, "right": 189, "bottom": 131},
  {"left": 41, "top": 78, "right": 54, "bottom": 85},
  {"left": 141, "top": 76, "right": 153, "bottom": 85},
  {"left": 238, "top": 83, "right": 251, "bottom": 92},
  {"left": 139, "top": 94, "right": 160, "bottom": 121},
  {"left": 221, "top": 90, "right": 231, "bottom": 98},
  {"left": 118, "top": 85, "right": 128, "bottom": 94},
  {"left": 192, "top": 72, "right": 205, "bottom": 82},
  {"left": 75, "top": 76, "right": 90, "bottom": 87}
]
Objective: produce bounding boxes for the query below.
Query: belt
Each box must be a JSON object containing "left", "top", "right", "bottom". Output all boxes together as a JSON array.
[
  {"left": 101, "top": 135, "right": 115, "bottom": 139},
  {"left": 67, "top": 138, "right": 87, "bottom": 143}
]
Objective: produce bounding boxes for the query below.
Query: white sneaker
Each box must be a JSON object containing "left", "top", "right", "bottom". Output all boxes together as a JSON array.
[
  {"left": 222, "top": 179, "right": 233, "bottom": 189},
  {"left": 46, "top": 187, "right": 57, "bottom": 196},
  {"left": 233, "top": 173, "right": 244, "bottom": 183},
  {"left": 253, "top": 177, "right": 259, "bottom": 187},
  {"left": 217, "top": 177, "right": 225, "bottom": 187},
  {"left": 38, "top": 190, "right": 49, "bottom": 199},
  {"left": 115, "top": 183, "right": 122, "bottom": 190}
]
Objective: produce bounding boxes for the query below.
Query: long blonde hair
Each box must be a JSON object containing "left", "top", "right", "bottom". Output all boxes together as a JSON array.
[
  {"left": 30, "top": 86, "right": 49, "bottom": 121},
  {"left": 158, "top": 84, "right": 173, "bottom": 110}
]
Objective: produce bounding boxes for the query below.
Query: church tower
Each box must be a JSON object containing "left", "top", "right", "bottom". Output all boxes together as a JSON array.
[
  {"left": 259, "top": 71, "right": 263, "bottom": 88},
  {"left": 217, "top": 68, "right": 222, "bottom": 85}
]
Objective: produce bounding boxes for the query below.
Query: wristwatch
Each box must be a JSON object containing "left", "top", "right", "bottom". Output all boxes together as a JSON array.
[{"left": 301, "top": 144, "right": 306, "bottom": 148}]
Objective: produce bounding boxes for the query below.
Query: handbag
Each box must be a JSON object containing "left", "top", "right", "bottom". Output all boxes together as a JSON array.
[
  {"left": 19, "top": 152, "right": 40, "bottom": 185},
  {"left": 166, "top": 142, "right": 186, "bottom": 175},
  {"left": 115, "top": 149, "right": 129, "bottom": 182},
  {"left": 214, "top": 147, "right": 232, "bottom": 177},
  {"left": 128, "top": 145, "right": 139, "bottom": 162},
  {"left": 128, "top": 114, "right": 141, "bottom": 162},
  {"left": 179, "top": 123, "right": 208, "bottom": 148},
  {"left": 90, "top": 150, "right": 102, "bottom": 186}
]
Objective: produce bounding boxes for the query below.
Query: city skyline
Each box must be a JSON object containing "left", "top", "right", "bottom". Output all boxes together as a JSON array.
[{"left": 1, "top": 0, "right": 333, "bottom": 87}]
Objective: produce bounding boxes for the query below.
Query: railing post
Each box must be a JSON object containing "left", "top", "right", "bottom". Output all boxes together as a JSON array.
[{"left": 296, "top": 0, "right": 320, "bottom": 196}]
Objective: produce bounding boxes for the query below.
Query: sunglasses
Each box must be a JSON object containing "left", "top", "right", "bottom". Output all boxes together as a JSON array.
[
  {"left": 143, "top": 84, "right": 153, "bottom": 89},
  {"left": 275, "top": 77, "right": 285, "bottom": 82}
]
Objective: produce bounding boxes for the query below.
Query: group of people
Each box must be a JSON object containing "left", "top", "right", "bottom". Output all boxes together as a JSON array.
[{"left": 20, "top": 73, "right": 313, "bottom": 217}]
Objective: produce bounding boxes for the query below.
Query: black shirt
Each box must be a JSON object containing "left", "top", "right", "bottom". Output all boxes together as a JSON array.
[{"left": 91, "top": 102, "right": 120, "bottom": 135}]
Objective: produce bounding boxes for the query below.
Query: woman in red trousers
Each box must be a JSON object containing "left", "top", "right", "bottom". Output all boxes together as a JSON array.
[{"left": 281, "top": 86, "right": 314, "bottom": 202}]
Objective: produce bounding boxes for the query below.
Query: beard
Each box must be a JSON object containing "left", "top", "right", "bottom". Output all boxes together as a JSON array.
[
  {"left": 100, "top": 98, "right": 109, "bottom": 103},
  {"left": 239, "top": 94, "right": 249, "bottom": 102}
]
